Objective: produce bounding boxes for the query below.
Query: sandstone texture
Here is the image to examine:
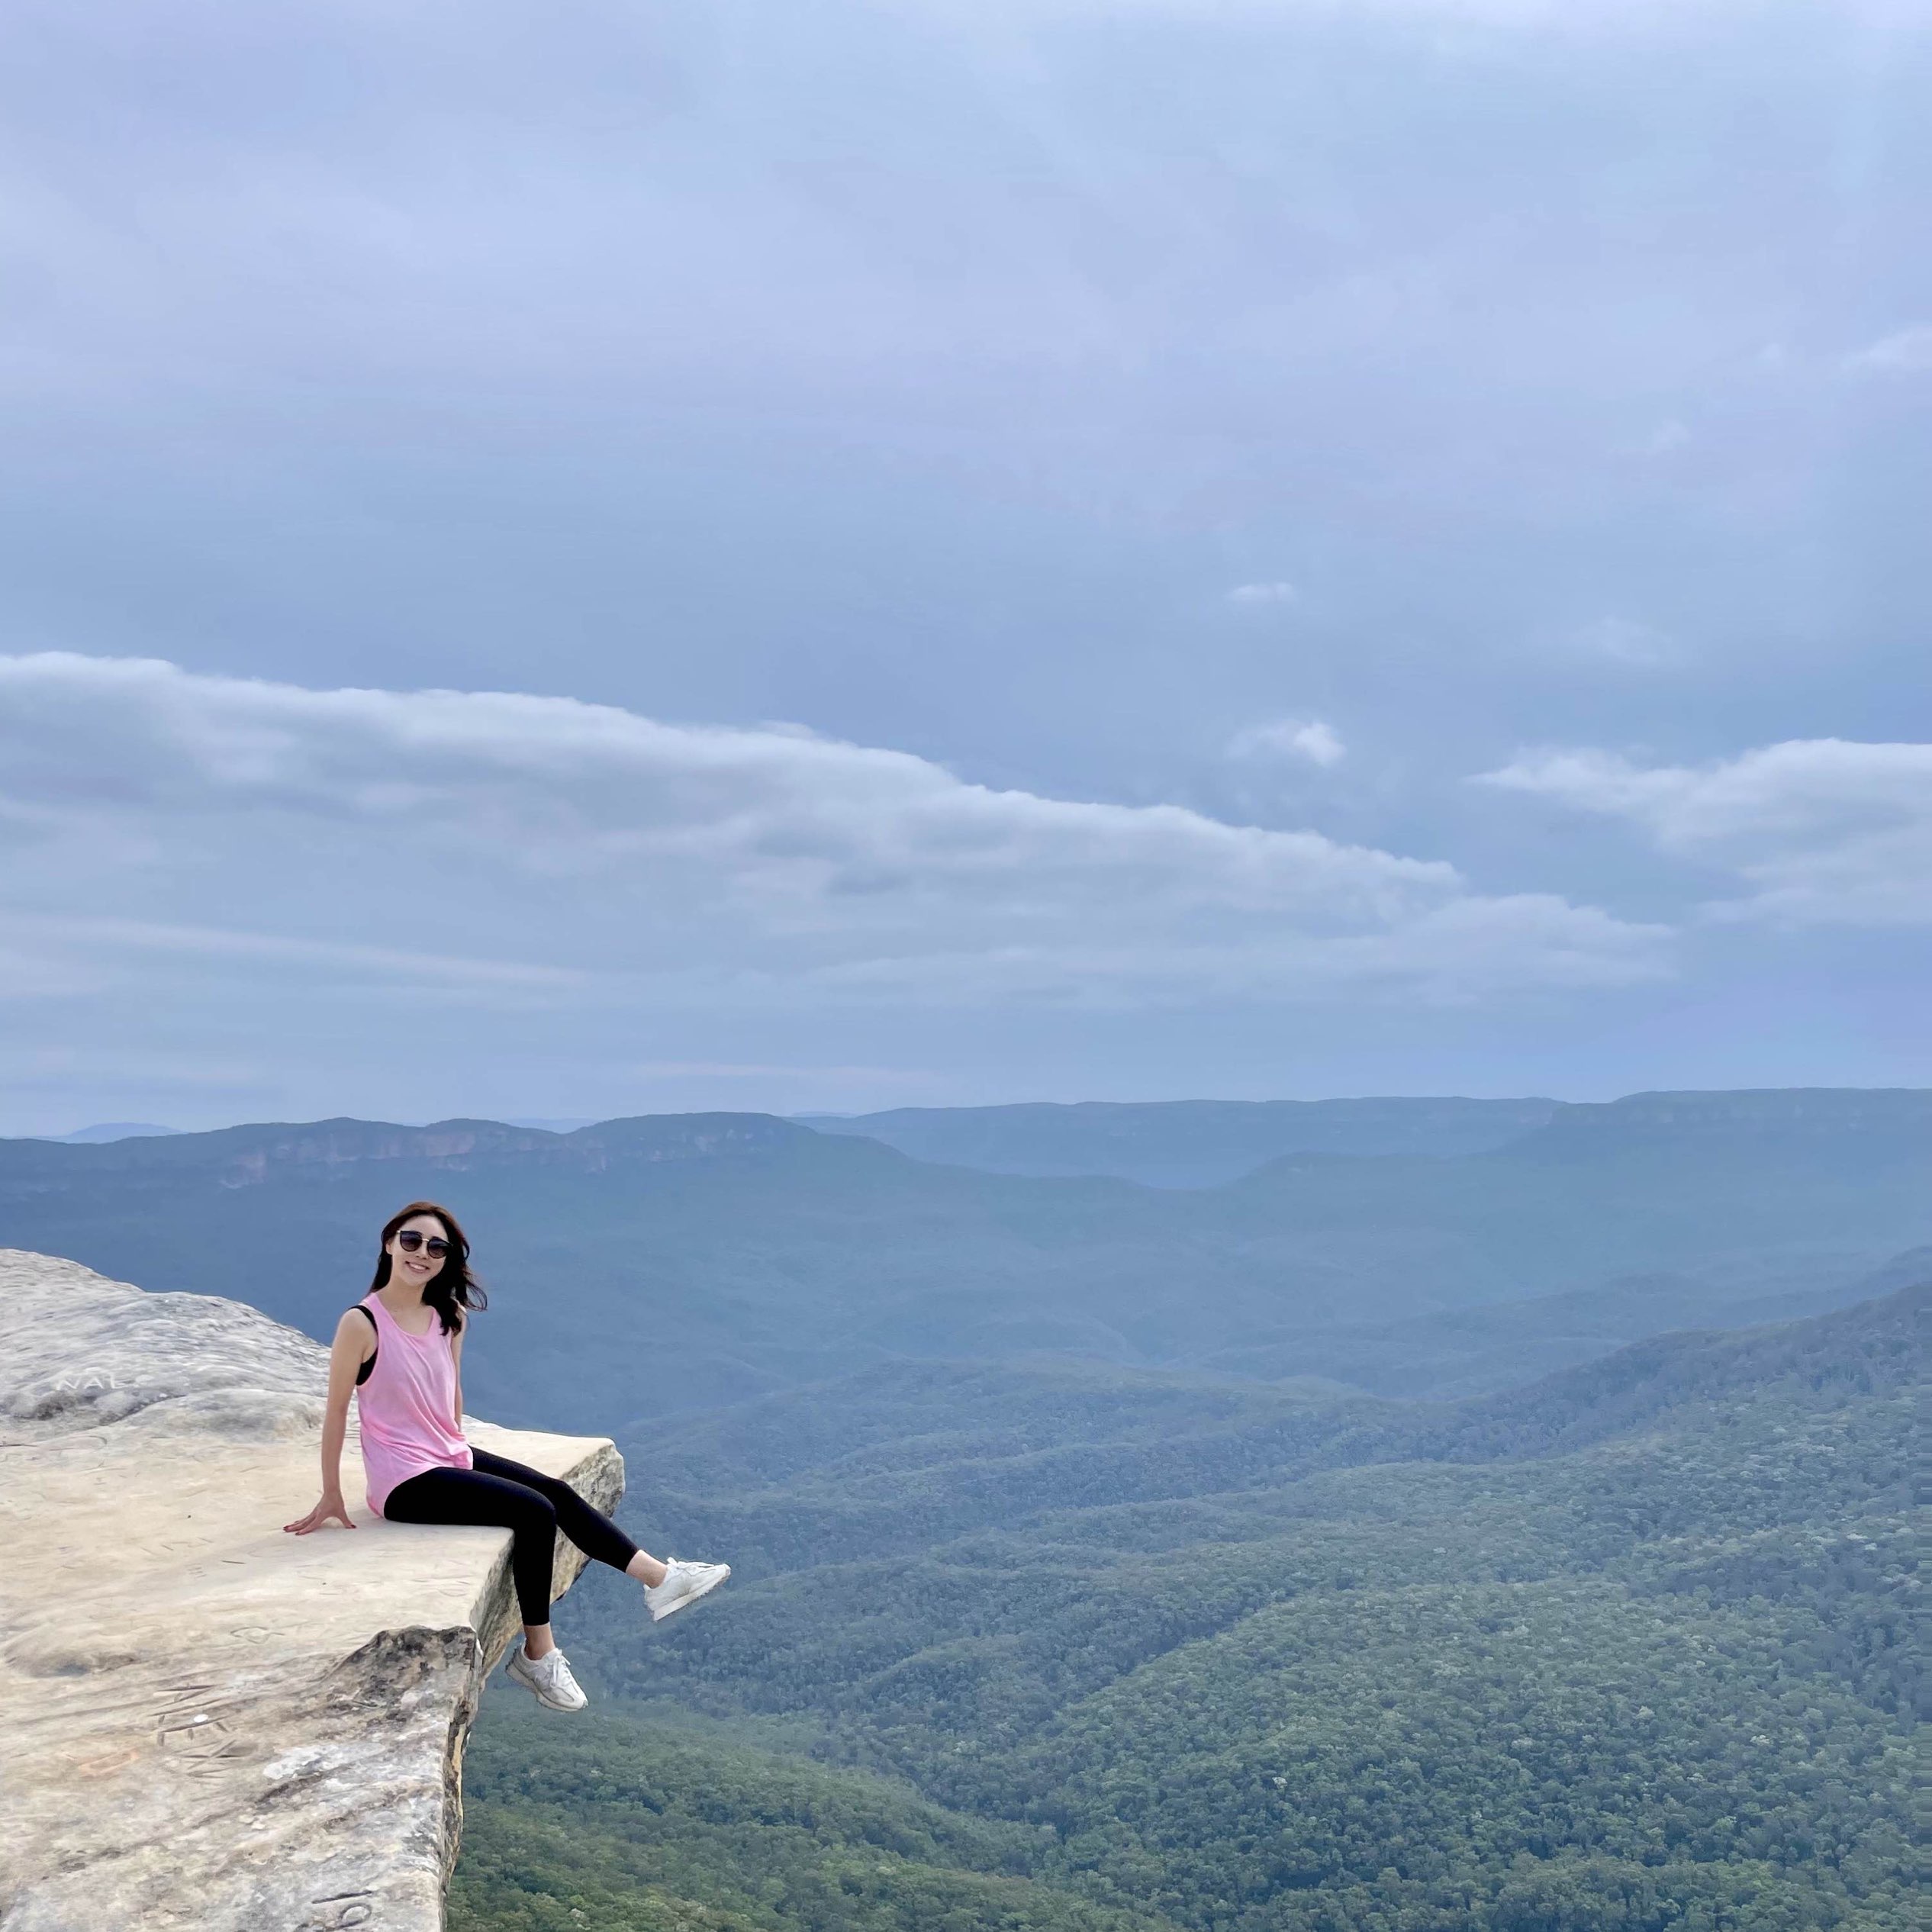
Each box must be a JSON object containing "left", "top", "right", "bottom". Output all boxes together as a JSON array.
[{"left": 0, "top": 1250, "right": 623, "bottom": 1932}]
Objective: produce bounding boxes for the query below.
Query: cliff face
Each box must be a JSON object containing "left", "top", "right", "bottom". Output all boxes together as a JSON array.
[{"left": 0, "top": 1250, "right": 623, "bottom": 1932}]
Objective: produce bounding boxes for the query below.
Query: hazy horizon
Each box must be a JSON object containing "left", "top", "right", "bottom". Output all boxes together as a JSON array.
[{"left": 26, "top": 1080, "right": 1932, "bottom": 1149}]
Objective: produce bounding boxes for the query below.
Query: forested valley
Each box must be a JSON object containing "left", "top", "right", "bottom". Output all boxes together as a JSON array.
[{"left": 451, "top": 1282, "right": 1921, "bottom": 1932}]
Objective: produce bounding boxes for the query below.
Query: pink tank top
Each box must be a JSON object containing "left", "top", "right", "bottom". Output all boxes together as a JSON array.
[{"left": 354, "top": 1294, "right": 473, "bottom": 1516}]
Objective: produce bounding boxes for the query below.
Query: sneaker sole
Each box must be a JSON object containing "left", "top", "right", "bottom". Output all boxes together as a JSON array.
[
  {"left": 649, "top": 1565, "right": 730, "bottom": 1623},
  {"left": 506, "top": 1657, "right": 586, "bottom": 1712}
]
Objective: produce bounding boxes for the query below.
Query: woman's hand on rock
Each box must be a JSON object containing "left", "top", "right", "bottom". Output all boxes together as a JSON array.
[{"left": 283, "top": 1492, "right": 356, "bottom": 1534}]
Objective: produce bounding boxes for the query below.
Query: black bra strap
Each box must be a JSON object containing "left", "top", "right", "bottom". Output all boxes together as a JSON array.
[{"left": 347, "top": 1303, "right": 378, "bottom": 1384}]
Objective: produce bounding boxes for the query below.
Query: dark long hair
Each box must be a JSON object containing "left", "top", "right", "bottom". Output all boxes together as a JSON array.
[{"left": 367, "top": 1199, "right": 486, "bottom": 1335}]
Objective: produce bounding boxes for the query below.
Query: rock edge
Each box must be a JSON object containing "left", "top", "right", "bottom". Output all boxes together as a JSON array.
[{"left": 0, "top": 1250, "right": 623, "bottom": 1932}]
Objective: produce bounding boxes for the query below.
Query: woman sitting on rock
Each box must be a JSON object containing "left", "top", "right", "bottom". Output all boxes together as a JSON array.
[{"left": 284, "top": 1199, "right": 728, "bottom": 1711}]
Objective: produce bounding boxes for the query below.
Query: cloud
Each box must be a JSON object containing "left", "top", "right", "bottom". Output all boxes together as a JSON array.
[
  {"left": 1476, "top": 739, "right": 1932, "bottom": 927},
  {"left": 1565, "top": 617, "right": 1682, "bottom": 668},
  {"left": 0, "top": 652, "right": 1666, "bottom": 1009},
  {"left": 1225, "top": 582, "right": 1301, "bottom": 607},
  {"left": 1840, "top": 327, "right": 1932, "bottom": 376},
  {"left": 1226, "top": 718, "right": 1348, "bottom": 767},
  {"left": 1629, "top": 419, "right": 1690, "bottom": 456},
  {"left": 5, "top": 912, "right": 586, "bottom": 990}
]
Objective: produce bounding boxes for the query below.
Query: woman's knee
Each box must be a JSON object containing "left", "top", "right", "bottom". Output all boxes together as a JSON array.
[
  {"left": 526, "top": 1472, "right": 581, "bottom": 1512},
  {"left": 511, "top": 1491, "right": 559, "bottom": 1538}
]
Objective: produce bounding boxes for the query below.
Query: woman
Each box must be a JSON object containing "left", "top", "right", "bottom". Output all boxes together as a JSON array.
[{"left": 285, "top": 1200, "right": 728, "bottom": 1711}]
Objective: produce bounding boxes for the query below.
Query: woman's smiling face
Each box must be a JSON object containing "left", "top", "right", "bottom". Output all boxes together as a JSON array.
[{"left": 386, "top": 1212, "right": 450, "bottom": 1289}]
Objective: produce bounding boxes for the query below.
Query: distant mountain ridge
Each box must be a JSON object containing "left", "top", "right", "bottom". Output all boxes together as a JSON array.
[
  {"left": 818, "top": 1087, "right": 1932, "bottom": 1187},
  {"left": 1501, "top": 1086, "right": 1932, "bottom": 1159},
  {"left": 807, "top": 1095, "right": 1562, "bottom": 1185},
  {"left": 3, "top": 1110, "right": 804, "bottom": 1178},
  {"left": 11, "top": 1087, "right": 1921, "bottom": 1183},
  {"left": 1, "top": 1090, "right": 1924, "bottom": 1424}
]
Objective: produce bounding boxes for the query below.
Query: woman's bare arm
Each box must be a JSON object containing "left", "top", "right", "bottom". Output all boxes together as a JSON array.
[
  {"left": 283, "top": 1311, "right": 373, "bottom": 1534},
  {"left": 450, "top": 1322, "right": 466, "bottom": 1431}
]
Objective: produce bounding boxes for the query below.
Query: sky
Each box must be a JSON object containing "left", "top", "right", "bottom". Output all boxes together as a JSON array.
[{"left": 2, "top": 0, "right": 1927, "bottom": 1135}]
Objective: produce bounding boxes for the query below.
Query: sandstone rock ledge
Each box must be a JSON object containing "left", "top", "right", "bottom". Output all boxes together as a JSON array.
[{"left": 0, "top": 1251, "right": 623, "bottom": 1932}]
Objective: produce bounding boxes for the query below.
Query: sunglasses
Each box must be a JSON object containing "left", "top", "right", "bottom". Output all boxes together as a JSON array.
[{"left": 393, "top": 1230, "right": 451, "bottom": 1257}]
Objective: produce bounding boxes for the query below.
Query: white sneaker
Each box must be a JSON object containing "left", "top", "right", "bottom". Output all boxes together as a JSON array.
[
  {"left": 505, "top": 1642, "right": 588, "bottom": 1711},
  {"left": 644, "top": 1558, "right": 731, "bottom": 1623}
]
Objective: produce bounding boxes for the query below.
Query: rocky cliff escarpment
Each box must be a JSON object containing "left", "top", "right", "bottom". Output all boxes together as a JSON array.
[{"left": 0, "top": 1251, "right": 622, "bottom": 1932}]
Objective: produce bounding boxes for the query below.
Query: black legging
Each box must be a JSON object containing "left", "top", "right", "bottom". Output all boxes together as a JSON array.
[{"left": 383, "top": 1447, "right": 640, "bottom": 1625}]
